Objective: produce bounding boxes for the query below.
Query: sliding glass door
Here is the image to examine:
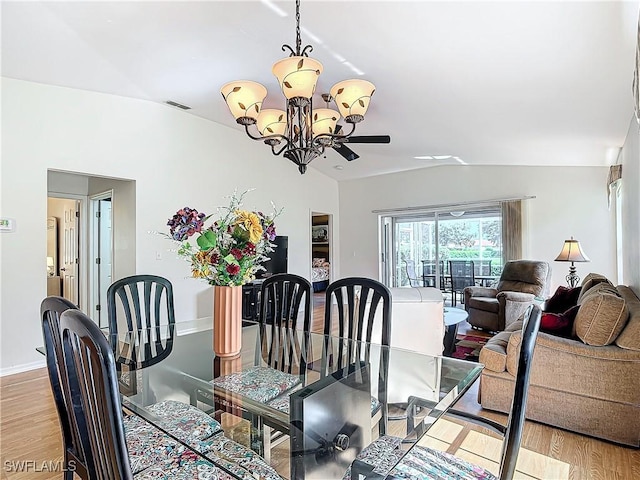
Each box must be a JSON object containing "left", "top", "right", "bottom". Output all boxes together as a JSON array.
[{"left": 381, "top": 207, "right": 503, "bottom": 288}]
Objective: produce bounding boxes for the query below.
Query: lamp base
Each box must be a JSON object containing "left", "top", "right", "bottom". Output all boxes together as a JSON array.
[{"left": 566, "top": 263, "right": 580, "bottom": 288}]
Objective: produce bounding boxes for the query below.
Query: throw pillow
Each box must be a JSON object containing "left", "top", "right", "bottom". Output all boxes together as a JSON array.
[
  {"left": 312, "top": 257, "right": 326, "bottom": 267},
  {"left": 577, "top": 273, "right": 612, "bottom": 303},
  {"left": 544, "top": 286, "right": 581, "bottom": 313},
  {"left": 575, "top": 292, "right": 629, "bottom": 346},
  {"left": 540, "top": 305, "right": 579, "bottom": 338}
]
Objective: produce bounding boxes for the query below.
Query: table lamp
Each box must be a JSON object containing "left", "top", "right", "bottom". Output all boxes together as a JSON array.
[{"left": 554, "top": 237, "right": 590, "bottom": 288}]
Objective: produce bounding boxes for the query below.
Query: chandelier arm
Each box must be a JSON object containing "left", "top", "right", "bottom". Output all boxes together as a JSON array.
[
  {"left": 242, "top": 124, "right": 289, "bottom": 145},
  {"left": 271, "top": 142, "right": 290, "bottom": 156},
  {"left": 281, "top": 44, "right": 296, "bottom": 57},
  {"left": 313, "top": 123, "right": 357, "bottom": 145}
]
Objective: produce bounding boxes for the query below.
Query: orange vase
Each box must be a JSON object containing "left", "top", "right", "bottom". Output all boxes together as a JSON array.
[{"left": 213, "top": 285, "right": 242, "bottom": 357}]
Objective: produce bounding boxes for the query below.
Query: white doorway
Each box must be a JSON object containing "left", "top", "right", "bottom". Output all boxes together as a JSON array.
[
  {"left": 310, "top": 212, "right": 333, "bottom": 293},
  {"left": 90, "top": 191, "right": 113, "bottom": 327}
]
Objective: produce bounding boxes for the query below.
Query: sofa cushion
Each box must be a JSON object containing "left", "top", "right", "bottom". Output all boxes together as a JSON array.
[
  {"left": 544, "top": 286, "right": 580, "bottom": 313},
  {"left": 575, "top": 291, "right": 629, "bottom": 346},
  {"left": 615, "top": 286, "right": 640, "bottom": 352},
  {"left": 577, "top": 273, "right": 612, "bottom": 303},
  {"left": 467, "top": 296, "right": 500, "bottom": 313}
]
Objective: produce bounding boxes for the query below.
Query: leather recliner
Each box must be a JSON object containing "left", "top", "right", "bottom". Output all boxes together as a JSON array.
[{"left": 463, "top": 260, "right": 551, "bottom": 332}]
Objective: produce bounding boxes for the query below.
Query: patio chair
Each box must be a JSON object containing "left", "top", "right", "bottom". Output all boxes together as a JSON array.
[{"left": 449, "top": 260, "right": 475, "bottom": 306}]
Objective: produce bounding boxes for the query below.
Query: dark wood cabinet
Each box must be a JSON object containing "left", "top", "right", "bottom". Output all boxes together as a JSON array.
[{"left": 242, "top": 280, "right": 262, "bottom": 320}]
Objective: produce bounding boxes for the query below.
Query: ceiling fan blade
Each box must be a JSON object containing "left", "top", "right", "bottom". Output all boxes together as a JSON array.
[
  {"left": 333, "top": 143, "right": 360, "bottom": 161},
  {"left": 345, "top": 135, "right": 391, "bottom": 144}
]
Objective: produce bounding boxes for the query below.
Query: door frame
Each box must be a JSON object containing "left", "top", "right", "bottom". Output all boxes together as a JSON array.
[{"left": 47, "top": 192, "right": 90, "bottom": 313}]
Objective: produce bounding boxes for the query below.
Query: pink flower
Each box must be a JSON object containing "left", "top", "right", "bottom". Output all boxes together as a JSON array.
[{"left": 230, "top": 248, "right": 243, "bottom": 260}]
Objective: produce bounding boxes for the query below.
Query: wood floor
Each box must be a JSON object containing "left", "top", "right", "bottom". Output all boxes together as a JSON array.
[{"left": 1, "top": 292, "right": 638, "bottom": 479}]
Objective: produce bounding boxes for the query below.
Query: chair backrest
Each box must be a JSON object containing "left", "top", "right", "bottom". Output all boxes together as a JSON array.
[
  {"left": 40, "top": 296, "right": 87, "bottom": 476},
  {"left": 59, "top": 309, "right": 133, "bottom": 479},
  {"left": 323, "top": 277, "right": 392, "bottom": 435},
  {"left": 497, "top": 260, "right": 551, "bottom": 297},
  {"left": 258, "top": 273, "right": 312, "bottom": 374},
  {"left": 449, "top": 260, "right": 475, "bottom": 291},
  {"left": 107, "top": 275, "right": 175, "bottom": 368},
  {"left": 474, "top": 259, "right": 493, "bottom": 277},
  {"left": 499, "top": 304, "right": 541, "bottom": 480}
]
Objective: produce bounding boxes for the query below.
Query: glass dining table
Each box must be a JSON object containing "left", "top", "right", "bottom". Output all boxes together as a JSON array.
[{"left": 104, "top": 318, "right": 483, "bottom": 479}]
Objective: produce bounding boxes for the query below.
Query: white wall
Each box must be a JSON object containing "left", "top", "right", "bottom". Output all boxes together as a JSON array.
[
  {"left": 88, "top": 175, "right": 137, "bottom": 284},
  {"left": 621, "top": 117, "right": 640, "bottom": 291},
  {"left": 338, "top": 165, "right": 616, "bottom": 293},
  {"left": 0, "top": 78, "right": 339, "bottom": 374}
]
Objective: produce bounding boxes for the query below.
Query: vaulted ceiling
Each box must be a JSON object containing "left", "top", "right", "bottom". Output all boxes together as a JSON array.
[{"left": 2, "top": 1, "right": 638, "bottom": 180}]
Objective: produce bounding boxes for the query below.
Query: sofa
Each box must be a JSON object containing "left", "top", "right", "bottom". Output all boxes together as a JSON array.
[{"left": 478, "top": 274, "right": 640, "bottom": 446}]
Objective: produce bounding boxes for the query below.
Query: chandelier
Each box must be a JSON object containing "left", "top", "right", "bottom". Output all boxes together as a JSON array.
[{"left": 221, "top": 0, "right": 376, "bottom": 174}]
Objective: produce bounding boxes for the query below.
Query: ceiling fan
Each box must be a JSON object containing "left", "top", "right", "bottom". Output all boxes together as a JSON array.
[{"left": 321, "top": 94, "right": 391, "bottom": 162}]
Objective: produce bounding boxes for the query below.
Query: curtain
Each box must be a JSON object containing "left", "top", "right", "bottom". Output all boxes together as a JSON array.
[
  {"left": 501, "top": 200, "right": 522, "bottom": 262},
  {"left": 608, "top": 164, "right": 622, "bottom": 208}
]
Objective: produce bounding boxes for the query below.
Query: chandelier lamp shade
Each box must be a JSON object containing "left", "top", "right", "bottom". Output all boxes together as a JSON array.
[
  {"left": 220, "top": 0, "right": 376, "bottom": 174},
  {"left": 554, "top": 237, "right": 590, "bottom": 288}
]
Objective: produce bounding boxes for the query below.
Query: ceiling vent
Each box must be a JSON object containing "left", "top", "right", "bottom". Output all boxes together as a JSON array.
[{"left": 165, "top": 100, "right": 191, "bottom": 110}]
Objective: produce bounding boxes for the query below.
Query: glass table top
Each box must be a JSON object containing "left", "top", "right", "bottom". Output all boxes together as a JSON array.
[{"left": 100, "top": 319, "right": 483, "bottom": 479}]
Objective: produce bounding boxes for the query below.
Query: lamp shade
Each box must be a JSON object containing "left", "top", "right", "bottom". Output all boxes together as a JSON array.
[
  {"left": 220, "top": 81, "right": 267, "bottom": 124},
  {"left": 257, "top": 109, "right": 287, "bottom": 137},
  {"left": 555, "top": 238, "right": 590, "bottom": 263},
  {"left": 272, "top": 56, "right": 323, "bottom": 100},
  {"left": 330, "top": 79, "right": 375, "bottom": 123},
  {"left": 311, "top": 108, "right": 340, "bottom": 136}
]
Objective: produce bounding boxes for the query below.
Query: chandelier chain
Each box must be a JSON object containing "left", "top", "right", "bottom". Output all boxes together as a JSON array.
[{"left": 295, "top": 0, "right": 301, "bottom": 56}]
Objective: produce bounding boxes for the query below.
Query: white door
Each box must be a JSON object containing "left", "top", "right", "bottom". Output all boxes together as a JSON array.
[
  {"left": 91, "top": 196, "right": 113, "bottom": 326},
  {"left": 62, "top": 201, "right": 80, "bottom": 306}
]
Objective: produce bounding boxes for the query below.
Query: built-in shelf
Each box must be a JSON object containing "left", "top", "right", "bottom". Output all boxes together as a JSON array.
[{"left": 312, "top": 241, "right": 329, "bottom": 245}]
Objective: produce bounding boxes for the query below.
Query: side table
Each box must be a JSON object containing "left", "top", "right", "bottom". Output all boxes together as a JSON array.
[{"left": 443, "top": 307, "right": 469, "bottom": 357}]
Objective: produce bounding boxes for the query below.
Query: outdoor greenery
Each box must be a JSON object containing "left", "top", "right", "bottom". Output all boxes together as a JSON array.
[{"left": 397, "top": 216, "right": 503, "bottom": 286}]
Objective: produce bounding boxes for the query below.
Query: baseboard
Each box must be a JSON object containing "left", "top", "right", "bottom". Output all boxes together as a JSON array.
[{"left": 0, "top": 359, "right": 46, "bottom": 377}]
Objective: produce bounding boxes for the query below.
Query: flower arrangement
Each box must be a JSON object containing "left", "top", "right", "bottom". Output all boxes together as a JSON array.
[{"left": 166, "top": 190, "right": 281, "bottom": 287}]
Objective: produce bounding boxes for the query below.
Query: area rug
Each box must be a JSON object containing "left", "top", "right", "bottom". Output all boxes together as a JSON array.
[{"left": 452, "top": 335, "right": 490, "bottom": 362}]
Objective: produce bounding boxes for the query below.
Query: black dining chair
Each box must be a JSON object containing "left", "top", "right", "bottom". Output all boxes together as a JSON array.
[
  {"left": 107, "top": 275, "right": 176, "bottom": 393},
  {"left": 258, "top": 273, "right": 312, "bottom": 375},
  {"left": 57, "top": 308, "right": 245, "bottom": 479},
  {"left": 322, "top": 277, "right": 392, "bottom": 437},
  {"left": 213, "top": 274, "right": 313, "bottom": 460},
  {"left": 449, "top": 260, "right": 475, "bottom": 306},
  {"left": 41, "top": 296, "right": 83, "bottom": 479},
  {"left": 348, "top": 305, "right": 542, "bottom": 480}
]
